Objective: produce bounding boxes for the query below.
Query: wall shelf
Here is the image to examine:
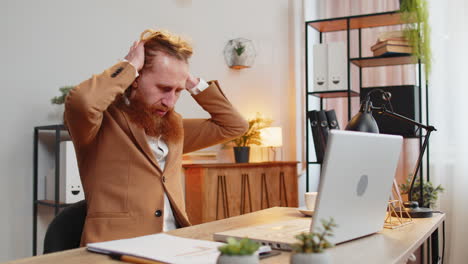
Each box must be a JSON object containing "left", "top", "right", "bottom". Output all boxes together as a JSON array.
[{"left": 307, "top": 11, "right": 410, "bottom": 33}]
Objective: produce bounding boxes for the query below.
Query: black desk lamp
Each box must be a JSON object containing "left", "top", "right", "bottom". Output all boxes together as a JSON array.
[{"left": 346, "top": 89, "right": 437, "bottom": 218}]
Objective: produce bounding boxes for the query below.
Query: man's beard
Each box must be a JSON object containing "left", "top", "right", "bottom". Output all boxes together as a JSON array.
[{"left": 117, "top": 94, "right": 183, "bottom": 143}]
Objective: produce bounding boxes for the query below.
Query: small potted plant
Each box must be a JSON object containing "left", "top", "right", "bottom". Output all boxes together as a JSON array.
[
  {"left": 399, "top": 176, "right": 444, "bottom": 208},
  {"left": 231, "top": 42, "right": 246, "bottom": 67},
  {"left": 51, "top": 86, "right": 74, "bottom": 105},
  {"left": 290, "top": 218, "right": 337, "bottom": 264},
  {"left": 229, "top": 113, "right": 272, "bottom": 163},
  {"left": 217, "top": 237, "right": 260, "bottom": 264},
  {"left": 50, "top": 86, "right": 74, "bottom": 122}
]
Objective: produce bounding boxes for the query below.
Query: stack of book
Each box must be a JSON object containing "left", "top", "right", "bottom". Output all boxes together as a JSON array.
[{"left": 371, "top": 31, "right": 412, "bottom": 57}]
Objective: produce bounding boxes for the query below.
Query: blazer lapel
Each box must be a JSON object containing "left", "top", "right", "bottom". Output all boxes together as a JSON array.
[{"left": 122, "top": 112, "right": 163, "bottom": 174}]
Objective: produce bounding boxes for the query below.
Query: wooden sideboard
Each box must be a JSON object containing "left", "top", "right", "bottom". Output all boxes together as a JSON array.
[{"left": 183, "top": 162, "right": 298, "bottom": 225}]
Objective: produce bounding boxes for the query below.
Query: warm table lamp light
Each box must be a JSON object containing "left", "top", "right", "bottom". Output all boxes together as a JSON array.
[
  {"left": 260, "top": 127, "right": 283, "bottom": 161},
  {"left": 345, "top": 89, "right": 436, "bottom": 218}
]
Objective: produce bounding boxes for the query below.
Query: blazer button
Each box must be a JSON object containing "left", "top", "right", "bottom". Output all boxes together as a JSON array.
[
  {"left": 162, "top": 176, "right": 166, "bottom": 183},
  {"left": 155, "top": 210, "right": 162, "bottom": 217}
]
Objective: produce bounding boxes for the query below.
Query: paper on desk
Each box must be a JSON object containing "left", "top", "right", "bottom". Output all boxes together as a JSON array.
[{"left": 87, "top": 233, "right": 224, "bottom": 264}]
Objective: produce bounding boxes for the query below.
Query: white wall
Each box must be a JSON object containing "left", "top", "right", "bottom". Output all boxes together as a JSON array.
[{"left": 0, "top": 0, "right": 299, "bottom": 261}]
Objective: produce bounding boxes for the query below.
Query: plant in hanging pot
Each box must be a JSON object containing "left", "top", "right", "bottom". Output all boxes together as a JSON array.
[
  {"left": 399, "top": 0, "right": 432, "bottom": 79},
  {"left": 229, "top": 113, "right": 272, "bottom": 163},
  {"left": 290, "top": 218, "right": 337, "bottom": 264},
  {"left": 231, "top": 42, "right": 246, "bottom": 67},
  {"left": 217, "top": 237, "right": 260, "bottom": 264}
]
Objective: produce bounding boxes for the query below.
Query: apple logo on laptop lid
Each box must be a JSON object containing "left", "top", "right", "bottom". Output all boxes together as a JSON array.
[{"left": 357, "top": 175, "right": 368, "bottom": 196}]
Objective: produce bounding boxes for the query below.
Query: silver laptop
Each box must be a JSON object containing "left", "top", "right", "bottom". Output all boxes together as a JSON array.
[{"left": 213, "top": 130, "right": 403, "bottom": 250}]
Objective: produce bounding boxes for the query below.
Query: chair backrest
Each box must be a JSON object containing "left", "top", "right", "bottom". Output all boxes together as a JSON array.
[{"left": 43, "top": 200, "right": 87, "bottom": 254}]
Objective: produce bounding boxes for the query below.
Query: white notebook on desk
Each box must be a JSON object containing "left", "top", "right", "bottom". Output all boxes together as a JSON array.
[{"left": 87, "top": 233, "right": 224, "bottom": 264}]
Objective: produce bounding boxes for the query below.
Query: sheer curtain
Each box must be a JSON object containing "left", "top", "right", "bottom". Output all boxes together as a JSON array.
[{"left": 429, "top": 0, "right": 468, "bottom": 263}]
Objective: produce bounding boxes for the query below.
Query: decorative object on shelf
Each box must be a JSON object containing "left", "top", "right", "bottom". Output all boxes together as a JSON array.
[
  {"left": 51, "top": 86, "right": 74, "bottom": 105},
  {"left": 223, "top": 38, "right": 256, "bottom": 69},
  {"left": 259, "top": 127, "right": 283, "bottom": 161},
  {"left": 345, "top": 89, "right": 437, "bottom": 218},
  {"left": 229, "top": 113, "right": 272, "bottom": 163},
  {"left": 217, "top": 237, "right": 260, "bottom": 264},
  {"left": 399, "top": 176, "right": 444, "bottom": 208},
  {"left": 385, "top": 179, "right": 413, "bottom": 229},
  {"left": 399, "top": 0, "right": 432, "bottom": 78},
  {"left": 312, "top": 42, "right": 347, "bottom": 91},
  {"left": 290, "top": 218, "right": 337, "bottom": 264}
]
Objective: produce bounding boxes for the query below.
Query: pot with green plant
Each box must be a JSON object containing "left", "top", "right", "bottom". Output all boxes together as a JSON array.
[
  {"left": 290, "top": 218, "right": 337, "bottom": 264},
  {"left": 217, "top": 237, "right": 260, "bottom": 264},
  {"left": 231, "top": 42, "right": 246, "bottom": 67},
  {"left": 399, "top": 175, "right": 444, "bottom": 208},
  {"left": 229, "top": 113, "right": 272, "bottom": 163}
]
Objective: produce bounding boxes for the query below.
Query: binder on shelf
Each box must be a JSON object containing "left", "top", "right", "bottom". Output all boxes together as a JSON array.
[
  {"left": 325, "top": 110, "right": 340, "bottom": 130},
  {"left": 308, "top": 110, "right": 330, "bottom": 163},
  {"left": 313, "top": 43, "right": 328, "bottom": 92},
  {"left": 327, "top": 42, "right": 348, "bottom": 91}
]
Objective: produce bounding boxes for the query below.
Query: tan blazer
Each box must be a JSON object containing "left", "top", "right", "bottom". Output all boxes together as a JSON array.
[{"left": 64, "top": 61, "right": 248, "bottom": 245}]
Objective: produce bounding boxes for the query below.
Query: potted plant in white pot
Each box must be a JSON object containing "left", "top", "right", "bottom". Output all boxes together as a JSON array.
[
  {"left": 217, "top": 237, "right": 260, "bottom": 264},
  {"left": 290, "top": 218, "right": 337, "bottom": 264},
  {"left": 229, "top": 113, "right": 272, "bottom": 163}
]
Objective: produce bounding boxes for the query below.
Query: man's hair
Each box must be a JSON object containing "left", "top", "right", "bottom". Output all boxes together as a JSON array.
[{"left": 139, "top": 29, "right": 193, "bottom": 69}]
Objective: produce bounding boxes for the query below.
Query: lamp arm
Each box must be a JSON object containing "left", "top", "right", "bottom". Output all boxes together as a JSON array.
[
  {"left": 371, "top": 105, "right": 436, "bottom": 207},
  {"left": 371, "top": 106, "right": 436, "bottom": 132}
]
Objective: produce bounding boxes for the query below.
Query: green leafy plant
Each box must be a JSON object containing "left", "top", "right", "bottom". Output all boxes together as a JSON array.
[
  {"left": 230, "top": 113, "right": 272, "bottom": 147},
  {"left": 291, "top": 218, "right": 337, "bottom": 254},
  {"left": 399, "top": 176, "right": 444, "bottom": 208},
  {"left": 400, "top": 0, "right": 432, "bottom": 78},
  {"left": 234, "top": 42, "right": 245, "bottom": 56},
  {"left": 51, "top": 86, "right": 74, "bottom": 105},
  {"left": 218, "top": 237, "right": 260, "bottom": 256}
]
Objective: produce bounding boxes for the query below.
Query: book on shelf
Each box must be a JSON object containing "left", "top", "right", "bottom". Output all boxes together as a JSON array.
[
  {"left": 376, "top": 30, "right": 406, "bottom": 42},
  {"left": 371, "top": 40, "right": 410, "bottom": 51},
  {"left": 373, "top": 44, "right": 413, "bottom": 57}
]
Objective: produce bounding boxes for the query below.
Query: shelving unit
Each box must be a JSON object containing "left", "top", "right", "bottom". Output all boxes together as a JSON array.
[
  {"left": 32, "top": 124, "right": 72, "bottom": 255},
  {"left": 305, "top": 10, "right": 428, "bottom": 191},
  {"left": 305, "top": 10, "right": 438, "bottom": 262}
]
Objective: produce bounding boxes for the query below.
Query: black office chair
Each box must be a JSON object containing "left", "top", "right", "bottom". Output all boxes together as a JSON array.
[{"left": 43, "top": 199, "right": 87, "bottom": 254}]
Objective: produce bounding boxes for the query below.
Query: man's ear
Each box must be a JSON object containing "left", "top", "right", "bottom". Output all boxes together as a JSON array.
[{"left": 129, "top": 78, "right": 139, "bottom": 99}]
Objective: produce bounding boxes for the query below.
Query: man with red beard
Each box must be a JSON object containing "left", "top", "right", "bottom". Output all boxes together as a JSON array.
[{"left": 64, "top": 29, "right": 248, "bottom": 245}]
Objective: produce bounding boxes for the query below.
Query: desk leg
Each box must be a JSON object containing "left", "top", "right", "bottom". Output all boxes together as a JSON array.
[{"left": 431, "top": 228, "right": 439, "bottom": 263}]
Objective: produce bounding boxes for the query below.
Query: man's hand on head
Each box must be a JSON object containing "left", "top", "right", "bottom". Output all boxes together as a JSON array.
[
  {"left": 185, "top": 74, "right": 200, "bottom": 91},
  {"left": 125, "top": 41, "right": 145, "bottom": 72}
]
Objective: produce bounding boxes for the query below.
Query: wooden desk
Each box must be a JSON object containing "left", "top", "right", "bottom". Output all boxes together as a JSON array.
[{"left": 6, "top": 207, "right": 445, "bottom": 264}]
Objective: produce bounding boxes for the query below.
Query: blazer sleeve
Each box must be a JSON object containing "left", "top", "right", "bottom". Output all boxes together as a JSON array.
[
  {"left": 183, "top": 81, "right": 248, "bottom": 154},
  {"left": 64, "top": 61, "right": 136, "bottom": 147}
]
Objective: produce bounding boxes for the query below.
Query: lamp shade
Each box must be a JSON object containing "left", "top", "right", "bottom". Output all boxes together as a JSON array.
[
  {"left": 260, "top": 127, "right": 283, "bottom": 147},
  {"left": 345, "top": 101, "right": 380, "bottom": 133}
]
